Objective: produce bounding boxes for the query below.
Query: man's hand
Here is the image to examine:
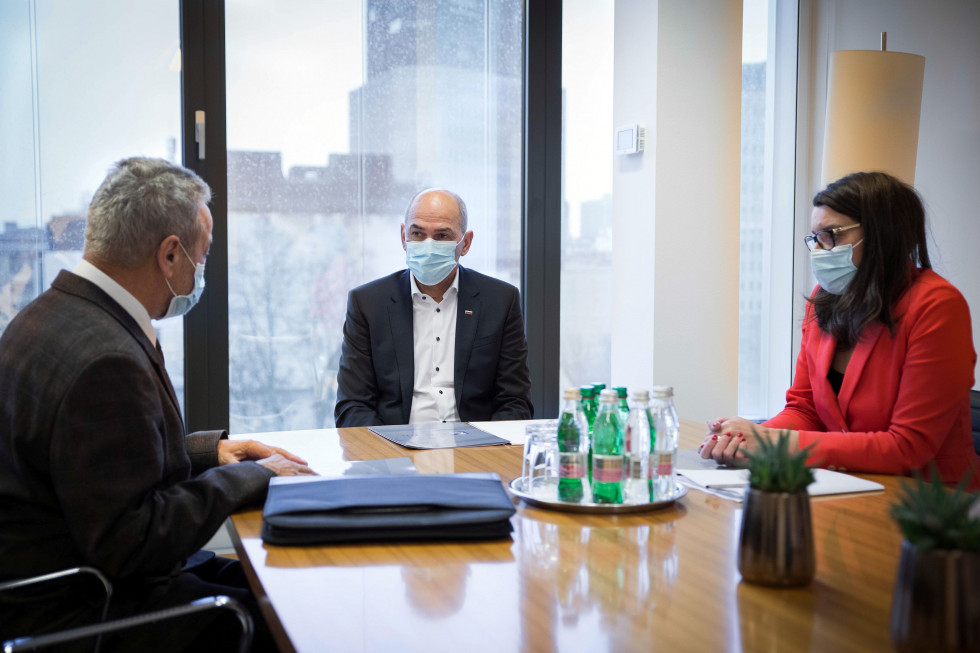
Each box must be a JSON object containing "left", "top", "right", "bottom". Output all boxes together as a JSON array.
[
  {"left": 217, "top": 439, "right": 309, "bottom": 467},
  {"left": 256, "top": 453, "right": 317, "bottom": 477}
]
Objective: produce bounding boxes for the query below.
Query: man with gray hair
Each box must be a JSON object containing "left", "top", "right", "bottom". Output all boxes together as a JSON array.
[
  {"left": 335, "top": 188, "right": 533, "bottom": 427},
  {"left": 0, "top": 157, "right": 311, "bottom": 651}
]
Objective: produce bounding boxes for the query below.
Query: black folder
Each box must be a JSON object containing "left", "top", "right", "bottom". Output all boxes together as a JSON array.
[{"left": 261, "top": 473, "right": 516, "bottom": 545}]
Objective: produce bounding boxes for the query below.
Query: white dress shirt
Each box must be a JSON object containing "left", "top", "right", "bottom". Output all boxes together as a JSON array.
[
  {"left": 73, "top": 259, "right": 157, "bottom": 346},
  {"left": 408, "top": 271, "right": 460, "bottom": 424}
]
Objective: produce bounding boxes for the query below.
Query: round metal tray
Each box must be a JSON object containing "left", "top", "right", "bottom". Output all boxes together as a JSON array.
[{"left": 508, "top": 477, "right": 687, "bottom": 514}]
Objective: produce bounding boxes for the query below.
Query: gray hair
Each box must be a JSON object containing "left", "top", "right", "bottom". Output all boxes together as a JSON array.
[
  {"left": 404, "top": 188, "right": 468, "bottom": 234},
  {"left": 84, "top": 157, "right": 212, "bottom": 268}
]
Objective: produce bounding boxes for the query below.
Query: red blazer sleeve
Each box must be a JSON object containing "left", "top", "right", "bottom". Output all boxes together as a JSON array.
[{"left": 768, "top": 273, "right": 979, "bottom": 488}]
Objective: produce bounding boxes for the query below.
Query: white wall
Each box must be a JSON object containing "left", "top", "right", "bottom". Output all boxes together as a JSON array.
[
  {"left": 612, "top": 0, "right": 743, "bottom": 422},
  {"left": 804, "top": 0, "right": 980, "bottom": 387}
]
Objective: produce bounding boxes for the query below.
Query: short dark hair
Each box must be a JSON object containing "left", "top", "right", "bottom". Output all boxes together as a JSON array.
[{"left": 808, "top": 171, "right": 931, "bottom": 347}]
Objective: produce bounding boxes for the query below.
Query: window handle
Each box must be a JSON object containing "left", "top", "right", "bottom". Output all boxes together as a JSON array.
[{"left": 194, "top": 110, "right": 206, "bottom": 160}]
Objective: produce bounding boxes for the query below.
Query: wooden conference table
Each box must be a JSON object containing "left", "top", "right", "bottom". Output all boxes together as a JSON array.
[{"left": 229, "top": 420, "right": 905, "bottom": 652}]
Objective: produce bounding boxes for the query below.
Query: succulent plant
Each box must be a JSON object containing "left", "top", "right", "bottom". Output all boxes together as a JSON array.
[
  {"left": 891, "top": 470, "right": 980, "bottom": 552},
  {"left": 743, "top": 428, "right": 815, "bottom": 494}
]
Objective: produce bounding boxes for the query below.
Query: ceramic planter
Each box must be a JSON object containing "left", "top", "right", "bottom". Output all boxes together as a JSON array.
[
  {"left": 737, "top": 488, "right": 815, "bottom": 587},
  {"left": 890, "top": 540, "right": 980, "bottom": 652}
]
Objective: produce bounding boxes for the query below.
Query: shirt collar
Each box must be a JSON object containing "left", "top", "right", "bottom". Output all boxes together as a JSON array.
[
  {"left": 73, "top": 259, "right": 157, "bottom": 346},
  {"left": 410, "top": 267, "right": 460, "bottom": 299}
]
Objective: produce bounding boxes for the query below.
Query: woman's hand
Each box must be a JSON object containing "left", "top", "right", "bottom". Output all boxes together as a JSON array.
[{"left": 699, "top": 418, "right": 798, "bottom": 466}]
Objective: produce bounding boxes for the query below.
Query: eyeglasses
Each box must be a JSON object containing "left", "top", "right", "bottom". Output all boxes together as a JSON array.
[{"left": 804, "top": 223, "right": 861, "bottom": 251}]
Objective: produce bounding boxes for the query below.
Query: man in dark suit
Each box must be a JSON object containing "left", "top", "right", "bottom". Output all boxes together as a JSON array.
[
  {"left": 0, "top": 158, "right": 313, "bottom": 651},
  {"left": 335, "top": 189, "right": 533, "bottom": 427}
]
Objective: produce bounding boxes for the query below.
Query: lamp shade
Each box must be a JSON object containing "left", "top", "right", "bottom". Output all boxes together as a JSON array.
[{"left": 821, "top": 49, "right": 925, "bottom": 186}]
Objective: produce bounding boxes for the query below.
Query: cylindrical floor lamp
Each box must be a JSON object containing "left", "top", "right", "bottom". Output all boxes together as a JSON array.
[{"left": 821, "top": 33, "right": 925, "bottom": 186}]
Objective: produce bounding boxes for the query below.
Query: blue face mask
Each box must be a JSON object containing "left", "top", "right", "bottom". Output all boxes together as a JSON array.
[
  {"left": 810, "top": 240, "right": 863, "bottom": 295},
  {"left": 405, "top": 238, "right": 461, "bottom": 286},
  {"left": 162, "top": 242, "right": 206, "bottom": 318}
]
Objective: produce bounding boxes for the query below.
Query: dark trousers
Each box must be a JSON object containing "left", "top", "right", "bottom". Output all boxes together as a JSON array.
[
  {"left": 1, "top": 555, "right": 277, "bottom": 653},
  {"left": 104, "top": 555, "right": 277, "bottom": 652}
]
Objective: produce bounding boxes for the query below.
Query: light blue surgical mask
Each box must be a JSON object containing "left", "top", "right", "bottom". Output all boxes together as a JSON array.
[
  {"left": 810, "top": 240, "right": 863, "bottom": 295},
  {"left": 162, "top": 242, "right": 206, "bottom": 318},
  {"left": 405, "top": 238, "right": 462, "bottom": 286}
]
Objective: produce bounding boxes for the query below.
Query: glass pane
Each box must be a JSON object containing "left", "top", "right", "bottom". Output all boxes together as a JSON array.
[
  {"left": 0, "top": 0, "right": 184, "bottom": 409},
  {"left": 559, "top": 0, "right": 614, "bottom": 392},
  {"left": 226, "top": 0, "right": 524, "bottom": 432},
  {"left": 738, "top": 0, "right": 769, "bottom": 418}
]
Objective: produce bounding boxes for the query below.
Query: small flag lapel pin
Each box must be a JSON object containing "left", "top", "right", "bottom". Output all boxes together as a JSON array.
[{"left": 465, "top": 310, "right": 473, "bottom": 315}]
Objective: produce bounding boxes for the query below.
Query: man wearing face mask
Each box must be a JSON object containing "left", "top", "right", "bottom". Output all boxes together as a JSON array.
[
  {"left": 0, "top": 157, "right": 314, "bottom": 651},
  {"left": 335, "top": 188, "right": 533, "bottom": 427}
]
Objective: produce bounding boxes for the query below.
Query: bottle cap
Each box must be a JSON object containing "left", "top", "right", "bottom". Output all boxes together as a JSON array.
[
  {"left": 579, "top": 385, "right": 595, "bottom": 397},
  {"left": 564, "top": 388, "right": 582, "bottom": 401},
  {"left": 591, "top": 383, "right": 606, "bottom": 391},
  {"left": 599, "top": 389, "right": 618, "bottom": 403},
  {"left": 651, "top": 386, "right": 674, "bottom": 398},
  {"left": 630, "top": 389, "right": 650, "bottom": 402},
  {"left": 613, "top": 386, "right": 627, "bottom": 398}
]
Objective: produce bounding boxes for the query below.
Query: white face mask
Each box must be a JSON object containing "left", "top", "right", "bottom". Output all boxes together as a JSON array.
[
  {"left": 162, "top": 242, "right": 206, "bottom": 319},
  {"left": 405, "top": 238, "right": 462, "bottom": 285},
  {"left": 810, "top": 240, "right": 863, "bottom": 295}
]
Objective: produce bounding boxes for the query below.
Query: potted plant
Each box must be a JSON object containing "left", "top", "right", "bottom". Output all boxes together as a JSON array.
[
  {"left": 889, "top": 472, "right": 980, "bottom": 652},
  {"left": 737, "top": 430, "right": 816, "bottom": 587}
]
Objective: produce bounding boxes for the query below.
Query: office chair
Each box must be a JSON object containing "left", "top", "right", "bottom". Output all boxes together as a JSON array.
[
  {"left": 971, "top": 389, "right": 980, "bottom": 457},
  {"left": 0, "top": 566, "right": 253, "bottom": 653}
]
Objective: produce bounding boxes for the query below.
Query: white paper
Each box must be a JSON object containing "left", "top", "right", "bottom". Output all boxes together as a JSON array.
[
  {"left": 467, "top": 419, "right": 554, "bottom": 445},
  {"left": 679, "top": 467, "right": 885, "bottom": 498},
  {"left": 678, "top": 469, "right": 749, "bottom": 489}
]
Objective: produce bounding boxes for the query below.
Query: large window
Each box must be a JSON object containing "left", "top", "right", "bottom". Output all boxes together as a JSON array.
[
  {"left": 559, "top": 0, "right": 614, "bottom": 392},
  {"left": 224, "top": 0, "right": 524, "bottom": 433},
  {"left": 0, "top": 0, "right": 185, "bottom": 406},
  {"left": 738, "top": 0, "right": 799, "bottom": 418}
]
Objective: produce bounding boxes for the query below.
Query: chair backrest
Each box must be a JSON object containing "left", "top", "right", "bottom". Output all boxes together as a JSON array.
[{"left": 971, "top": 389, "right": 980, "bottom": 456}]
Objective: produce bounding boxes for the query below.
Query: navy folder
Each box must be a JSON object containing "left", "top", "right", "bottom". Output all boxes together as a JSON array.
[{"left": 261, "top": 473, "right": 516, "bottom": 545}]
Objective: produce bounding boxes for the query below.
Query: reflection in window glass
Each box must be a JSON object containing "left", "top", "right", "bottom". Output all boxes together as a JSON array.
[
  {"left": 559, "top": 0, "right": 614, "bottom": 393},
  {"left": 226, "top": 0, "right": 523, "bottom": 432},
  {"left": 0, "top": 0, "right": 184, "bottom": 407}
]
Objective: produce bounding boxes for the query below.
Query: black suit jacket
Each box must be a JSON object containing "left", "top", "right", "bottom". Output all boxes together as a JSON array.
[
  {"left": 0, "top": 271, "right": 273, "bottom": 591},
  {"left": 334, "top": 266, "right": 533, "bottom": 426}
]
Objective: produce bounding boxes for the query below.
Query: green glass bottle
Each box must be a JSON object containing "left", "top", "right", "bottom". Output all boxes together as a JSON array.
[
  {"left": 591, "top": 382, "right": 606, "bottom": 401},
  {"left": 557, "top": 388, "right": 589, "bottom": 503},
  {"left": 580, "top": 385, "right": 597, "bottom": 483},
  {"left": 614, "top": 386, "right": 630, "bottom": 430},
  {"left": 591, "top": 389, "right": 624, "bottom": 504},
  {"left": 579, "top": 386, "right": 597, "bottom": 434}
]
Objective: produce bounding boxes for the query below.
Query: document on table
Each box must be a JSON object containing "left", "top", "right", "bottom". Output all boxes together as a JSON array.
[
  {"left": 267, "top": 457, "right": 418, "bottom": 486},
  {"left": 467, "top": 419, "right": 555, "bottom": 445},
  {"left": 369, "top": 422, "right": 509, "bottom": 449},
  {"left": 676, "top": 449, "right": 885, "bottom": 502}
]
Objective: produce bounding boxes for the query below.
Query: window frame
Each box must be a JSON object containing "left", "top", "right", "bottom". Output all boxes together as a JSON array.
[{"left": 179, "top": 0, "right": 561, "bottom": 431}]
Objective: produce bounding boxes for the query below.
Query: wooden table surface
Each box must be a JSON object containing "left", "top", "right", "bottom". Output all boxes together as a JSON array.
[{"left": 229, "top": 420, "right": 905, "bottom": 652}]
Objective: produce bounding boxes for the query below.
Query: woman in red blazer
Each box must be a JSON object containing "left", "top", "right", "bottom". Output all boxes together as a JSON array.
[{"left": 701, "top": 172, "right": 980, "bottom": 490}]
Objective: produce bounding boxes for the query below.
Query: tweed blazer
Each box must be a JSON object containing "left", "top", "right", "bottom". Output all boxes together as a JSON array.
[{"left": 0, "top": 271, "right": 273, "bottom": 586}]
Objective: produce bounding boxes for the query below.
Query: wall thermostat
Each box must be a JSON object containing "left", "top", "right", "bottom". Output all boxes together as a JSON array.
[{"left": 615, "top": 123, "right": 645, "bottom": 155}]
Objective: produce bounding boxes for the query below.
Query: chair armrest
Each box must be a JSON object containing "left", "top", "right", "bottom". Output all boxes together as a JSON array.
[
  {"left": 3, "top": 595, "right": 253, "bottom": 653},
  {"left": 0, "top": 566, "right": 113, "bottom": 623}
]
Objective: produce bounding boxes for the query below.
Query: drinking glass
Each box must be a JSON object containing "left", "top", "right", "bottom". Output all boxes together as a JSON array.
[{"left": 522, "top": 421, "right": 559, "bottom": 499}]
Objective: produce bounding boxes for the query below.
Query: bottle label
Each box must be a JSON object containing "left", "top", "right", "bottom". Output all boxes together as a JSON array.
[
  {"left": 656, "top": 452, "right": 674, "bottom": 476},
  {"left": 592, "top": 454, "right": 624, "bottom": 483},
  {"left": 627, "top": 454, "right": 647, "bottom": 480},
  {"left": 559, "top": 452, "right": 586, "bottom": 479}
]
